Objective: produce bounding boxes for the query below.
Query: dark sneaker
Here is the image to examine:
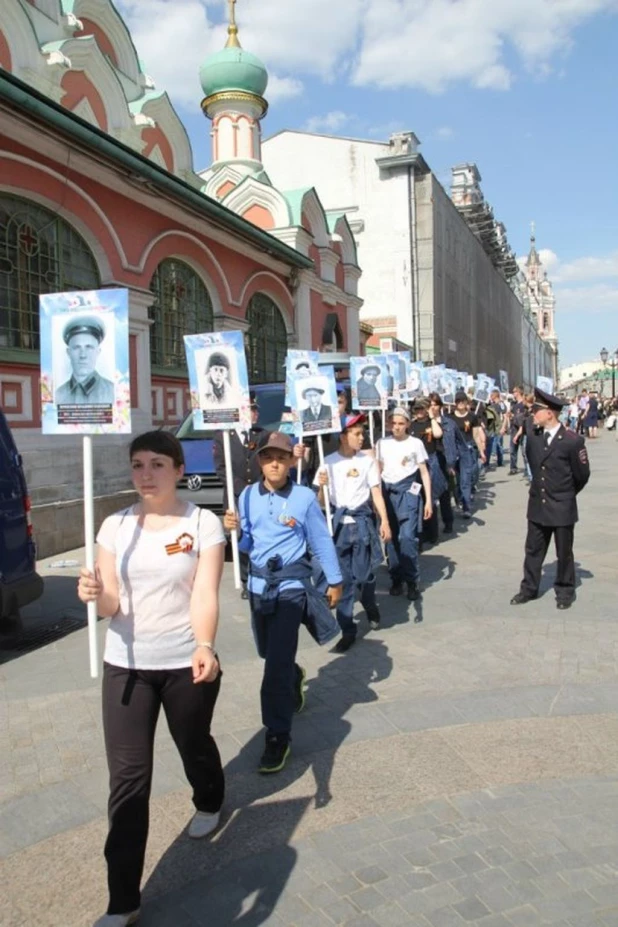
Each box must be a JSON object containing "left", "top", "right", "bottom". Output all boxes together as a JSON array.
[
  {"left": 389, "top": 582, "right": 404, "bottom": 597},
  {"left": 462, "top": 510, "right": 472, "bottom": 520},
  {"left": 334, "top": 634, "right": 356, "bottom": 653},
  {"left": 259, "top": 736, "right": 290, "bottom": 774},
  {"left": 407, "top": 582, "right": 420, "bottom": 601},
  {"left": 510, "top": 592, "right": 537, "bottom": 605},
  {"left": 294, "top": 665, "right": 307, "bottom": 713},
  {"left": 240, "top": 585, "right": 249, "bottom": 600},
  {"left": 556, "top": 599, "right": 572, "bottom": 610},
  {"left": 508, "top": 469, "right": 518, "bottom": 475},
  {"left": 443, "top": 524, "right": 454, "bottom": 534},
  {"left": 366, "top": 605, "right": 381, "bottom": 631}
]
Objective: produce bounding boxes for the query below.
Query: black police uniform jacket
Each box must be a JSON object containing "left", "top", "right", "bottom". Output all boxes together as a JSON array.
[
  {"left": 524, "top": 420, "right": 590, "bottom": 526},
  {"left": 214, "top": 426, "right": 264, "bottom": 506}
]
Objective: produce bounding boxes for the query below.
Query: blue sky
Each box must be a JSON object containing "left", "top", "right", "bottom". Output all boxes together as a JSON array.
[{"left": 118, "top": 0, "right": 618, "bottom": 369}]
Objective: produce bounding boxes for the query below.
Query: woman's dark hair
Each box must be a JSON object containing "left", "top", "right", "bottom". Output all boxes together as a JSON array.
[
  {"left": 129, "top": 430, "right": 184, "bottom": 468},
  {"left": 428, "top": 391, "right": 443, "bottom": 407}
]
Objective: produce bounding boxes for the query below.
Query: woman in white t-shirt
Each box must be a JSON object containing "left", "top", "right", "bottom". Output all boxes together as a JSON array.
[
  {"left": 376, "top": 407, "right": 432, "bottom": 603},
  {"left": 78, "top": 431, "right": 226, "bottom": 927}
]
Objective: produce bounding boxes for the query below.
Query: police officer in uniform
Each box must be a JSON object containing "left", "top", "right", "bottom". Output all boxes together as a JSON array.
[
  {"left": 214, "top": 393, "right": 264, "bottom": 598},
  {"left": 511, "top": 387, "right": 590, "bottom": 610}
]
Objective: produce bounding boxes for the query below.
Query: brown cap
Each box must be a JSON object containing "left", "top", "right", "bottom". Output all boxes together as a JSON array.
[{"left": 256, "top": 431, "right": 294, "bottom": 456}]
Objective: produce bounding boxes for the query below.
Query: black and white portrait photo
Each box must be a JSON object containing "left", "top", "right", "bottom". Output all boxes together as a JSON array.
[{"left": 54, "top": 312, "right": 115, "bottom": 407}]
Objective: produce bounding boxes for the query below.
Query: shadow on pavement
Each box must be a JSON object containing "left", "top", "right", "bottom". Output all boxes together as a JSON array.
[
  {"left": 141, "top": 639, "right": 393, "bottom": 923},
  {"left": 537, "top": 560, "right": 594, "bottom": 596},
  {"left": 0, "top": 575, "right": 87, "bottom": 664}
]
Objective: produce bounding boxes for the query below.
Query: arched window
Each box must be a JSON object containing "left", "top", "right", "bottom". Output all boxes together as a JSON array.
[
  {"left": 0, "top": 195, "right": 100, "bottom": 351},
  {"left": 543, "top": 311, "right": 550, "bottom": 332},
  {"left": 149, "top": 259, "right": 214, "bottom": 369},
  {"left": 246, "top": 292, "right": 287, "bottom": 384}
]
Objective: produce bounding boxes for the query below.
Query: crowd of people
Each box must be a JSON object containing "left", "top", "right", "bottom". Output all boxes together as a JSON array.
[{"left": 77, "top": 380, "right": 592, "bottom": 927}]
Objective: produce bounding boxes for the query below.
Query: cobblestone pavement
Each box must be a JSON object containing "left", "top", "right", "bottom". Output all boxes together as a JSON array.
[{"left": 1, "top": 433, "right": 617, "bottom": 927}]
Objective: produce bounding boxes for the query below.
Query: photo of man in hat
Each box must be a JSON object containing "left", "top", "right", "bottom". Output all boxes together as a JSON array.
[
  {"left": 55, "top": 314, "right": 115, "bottom": 406},
  {"left": 203, "top": 350, "right": 238, "bottom": 407},
  {"left": 356, "top": 364, "right": 383, "bottom": 405},
  {"left": 300, "top": 382, "right": 332, "bottom": 425}
]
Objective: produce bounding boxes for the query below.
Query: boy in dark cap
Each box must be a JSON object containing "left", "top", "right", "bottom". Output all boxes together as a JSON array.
[
  {"left": 511, "top": 388, "right": 590, "bottom": 610},
  {"left": 56, "top": 314, "right": 115, "bottom": 405},
  {"left": 224, "top": 432, "right": 342, "bottom": 773}
]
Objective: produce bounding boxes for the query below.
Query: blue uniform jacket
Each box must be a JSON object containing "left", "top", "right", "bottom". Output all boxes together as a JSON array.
[
  {"left": 382, "top": 474, "right": 424, "bottom": 534},
  {"left": 331, "top": 501, "right": 383, "bottom": 585}
]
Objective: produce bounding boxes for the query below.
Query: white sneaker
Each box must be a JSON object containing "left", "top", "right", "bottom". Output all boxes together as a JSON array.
[
  {"left": 188, "top": 809, "right": 221, "bottom": 839},
  {"left": 92, "top": 911, "right": 140, "bottom": 927}
]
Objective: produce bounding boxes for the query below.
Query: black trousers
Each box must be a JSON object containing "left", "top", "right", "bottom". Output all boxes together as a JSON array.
[
  {"left": 250, "top": 588, "right": 305, "bottom": 740},
  {"left": 520, "top": 520, "right": 576, "bottom": 602},
  {"left": 102, "top": 663, "right": 224, "bottom": 914}
]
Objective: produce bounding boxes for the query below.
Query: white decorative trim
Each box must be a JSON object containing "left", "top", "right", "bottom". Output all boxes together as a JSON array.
[
  {"left": 0, "top": 151, "right": 125, "bottom": 275},
  {"left": 70, "top": 0, "right": 141, "bottom": 83},
  {"left": 242, "top": 278, "right": 294, "bottom": 335},
  {"left": 2, "top": 0, "right": 44, "bottom": 75},
  {"left": 203, "top": 165, "right": 244, "bottom": 200},
  {"left": 238, "top": 271, "right": 294, "bottom": 323},
  {"left": 137, "top": 230, "right": 231, "bottom": 310},
  {"left": 298, "top": 189, "right": 330, "bottom": 249},
  {"left": 269, "top": 226, "right": 312, "bottom": 257},
  {"left": 317, "top": 247, "right": 339, "bottom": 284},
  {"left": 135, "top": 93, "right": 194, "bottom": 175},
  {"left": 71, "top": 94, "right": 99, "bottom": 127},
  {"left": 54, "top": 36, "right": 132, "bottom": 133},
  {"left": 222, "top": 177, "right": 290, "bottom": 229},
  {"left": 0, "top": 374, "right": 33, "bottom": 424}
]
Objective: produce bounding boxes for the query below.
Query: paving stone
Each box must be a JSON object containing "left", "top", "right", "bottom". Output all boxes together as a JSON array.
[
  {"left": 452, "top": 897, "right": 492, "bottom": 921},
  {"left": 354, "top": 867, "right": 390, "bottom": 886}
]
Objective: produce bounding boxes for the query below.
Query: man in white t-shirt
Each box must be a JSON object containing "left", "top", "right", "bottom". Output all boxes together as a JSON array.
[
  {"left": 314, "top": 413, "right": 391, "bottom": 652},
  {"left": 376, "top": 407, "right": 432, "bottom": 603}
]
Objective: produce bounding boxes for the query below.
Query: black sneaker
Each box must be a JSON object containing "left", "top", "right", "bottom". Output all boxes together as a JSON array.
[
  {"left": 407, "top": 582, "right": 420, "bottom": 601},
  {"left": 508, "top": 469, "right": 518, "bottom": 475},
  {"left": 443, "top": 524, "right": 454, "bottom": 534},
  {"left": 334, "top": 634, "right": 356, "bottom": 653},
  {"left": 389, "top": 582, "right": 404, "bottom": 597},
  {"left": 366, "top": 605, "right": 381, "bottom": 631},
  {"left": 240, "top": 585, "right": 249, "bottom": 600},
  {"left": 294, "top": 665, "right": 306, "bottom": 713},
  {"left": 258, "top": 736, "right": 290, "bottom": 774}
]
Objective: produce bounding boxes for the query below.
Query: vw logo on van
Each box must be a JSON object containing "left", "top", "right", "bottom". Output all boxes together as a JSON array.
[{"left": 187, "top": 475, "right": 202, "bottom": 491}]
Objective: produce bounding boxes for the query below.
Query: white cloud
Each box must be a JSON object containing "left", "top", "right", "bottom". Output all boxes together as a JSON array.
[
  {"left": 268, "top": 75, "right": 304, "bottom": 103},
  {"left": 116, "top": 0, "right": 618, "bottom": 109},
  {"left": 435, "top": 126, "right": 454, "bottom": 140},
  {"left": 303, "top": 111, "right": 353, "bottom": 134},
  {"left": 552, "top": 252, "right": 618, "bottom": 283},
  {"left": 556, "top": 283, "right": 618, "bottom": 314}
]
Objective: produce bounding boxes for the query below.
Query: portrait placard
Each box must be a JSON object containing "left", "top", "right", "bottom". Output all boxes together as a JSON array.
[
  {"left": 384, "top": 352, "right": 409, "bottom": 400},
  {"left": 406, "top": 360, "right": 423, "bottom": 398},
  {"left": 350, "top": 355, "right": 388, "bottom": 410},
  {"left": 284, "top": 349, "right": 320, "bottom": 407},
  {"left": 184, "top": 330, "right": 250, "bottom": 431},
  {"left": 499, "top": 369, "right": 509, "bottom": 393},
  {"left": 438, "top": 368, "right": 458, "bottom": 405},
  {"left": 474, "top": 374, "right": 495, "bottom": 403},
  {"left": 421, "top": 365, "right": 442, "bottom": 397},
  {"left": 290, "top": 365, "right": 340, "bottom": 437},
  {"left": 40, "top": 289, "right": 130, "bottom": 435}
]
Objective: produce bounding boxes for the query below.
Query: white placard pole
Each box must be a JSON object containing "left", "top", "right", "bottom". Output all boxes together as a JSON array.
[
  {"left": 317, "top": 434, "right": 333, "bottom": 537},
  {"left": 297, "top": 429, "right": 303, "bottom": 485},
  {"left": 369, "top": 414, "right": 375, "bottom": 448},
  {"left": 223, "top": 430, "right": 241, "bottom": 590},
  {"left": 382, "top": 408, "right": 386, "bottom": 438},
  {"left": 83, "top": 436, "right": 99, "bottom": 679}
]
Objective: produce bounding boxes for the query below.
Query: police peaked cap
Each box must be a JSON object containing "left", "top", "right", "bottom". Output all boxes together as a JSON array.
[
  {"left": 532, "top": 387, "right": 567, "bottom": 413},
  {"left": 63, "top": 314, "right": 106, "bottom": 344},
  {"left": 207, "top": 351, "right": 230, "bottom": 370}
]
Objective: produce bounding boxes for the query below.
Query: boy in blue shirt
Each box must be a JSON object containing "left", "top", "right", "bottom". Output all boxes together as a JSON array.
[{"left": 224, "top": 431, "right": 342, "bottom": 774}]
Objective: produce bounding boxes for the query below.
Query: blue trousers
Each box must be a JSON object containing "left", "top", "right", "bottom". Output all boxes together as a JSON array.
[
  {"left": 384, "top": 490, "right": 420, "bottom": 584},
  {"left": 456, "top": 446, "right": 475, "bottom": 512},
  {"left": 334, "top": 522, "right": 377, "bottom": 639},
  {"left": 250, "top": 588, "right": 305, "bottom": 740},
  {"left": 486, "top": 434, "right": 504, "bottom": 466}
]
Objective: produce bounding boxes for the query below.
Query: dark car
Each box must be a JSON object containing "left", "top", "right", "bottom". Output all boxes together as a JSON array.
[
  {"left": 176, "top": 382, "right": 288, "bottom": 512},
  {"left": 0, "top": 408, "right": 44, "bottom": 620}
]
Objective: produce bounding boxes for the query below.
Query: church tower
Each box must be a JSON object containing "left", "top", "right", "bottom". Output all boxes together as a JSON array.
[
  {"left": 199, "top": 0, "right": 268, "bottom": 187},
  {"left": 523, "top": 223, "right": 559, "bottom": 383}
]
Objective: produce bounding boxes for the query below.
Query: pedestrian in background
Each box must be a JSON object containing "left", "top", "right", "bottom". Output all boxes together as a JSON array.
[{"left": 78, "top": 431, "right": 226, "bottom": 927}]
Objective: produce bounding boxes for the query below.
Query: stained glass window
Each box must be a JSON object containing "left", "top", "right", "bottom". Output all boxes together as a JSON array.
[
  {"left": 246, "top": 293, "right": 287, "bottom": 384},
  {"left": 149, "top": 259, "right": 214, "bottom": 368},
  {"left": 0, "top": 195, "right": 100, "bottom": 351}
]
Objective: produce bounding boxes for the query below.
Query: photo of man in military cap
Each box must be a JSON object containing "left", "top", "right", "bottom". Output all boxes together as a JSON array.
[
  {"left": 55, "top": 314, "right": 115, "bottom": 406},
  {"left": 203, "top": 350, "right": 238, "bottom": 407}
]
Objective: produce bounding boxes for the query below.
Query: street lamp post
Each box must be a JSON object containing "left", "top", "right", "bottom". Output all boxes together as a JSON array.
[{"left": 599, "top": 347, "right": 618, "bottom": 399}]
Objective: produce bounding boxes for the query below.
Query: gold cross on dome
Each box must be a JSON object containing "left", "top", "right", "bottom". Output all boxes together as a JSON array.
[{"left": 226, "top": 0, "right": 241, "bottom": 47}]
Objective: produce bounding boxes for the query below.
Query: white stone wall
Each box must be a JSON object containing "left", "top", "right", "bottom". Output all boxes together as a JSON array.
[{"left": 263, "top": 132, "right": 415, "bottom": 345}]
